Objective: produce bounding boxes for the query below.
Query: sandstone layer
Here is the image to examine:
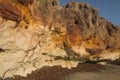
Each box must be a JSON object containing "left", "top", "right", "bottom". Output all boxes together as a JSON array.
[{"left": 0, "top": 0, "right": 120, "bottom": 79}]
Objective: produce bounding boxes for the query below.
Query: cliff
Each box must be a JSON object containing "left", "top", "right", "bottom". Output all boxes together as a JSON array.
[{"left": 0, "top": 0, "right": 120, "bottom": 79}]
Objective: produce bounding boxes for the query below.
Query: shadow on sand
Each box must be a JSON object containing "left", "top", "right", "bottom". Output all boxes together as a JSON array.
[{"left": 0, "top": 77, "right": 14, "bottom": 80}]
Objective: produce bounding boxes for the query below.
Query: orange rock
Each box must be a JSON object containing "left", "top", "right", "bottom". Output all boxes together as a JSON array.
[{"left": 66, "top": 25, "right": 82, "bottom": 47}]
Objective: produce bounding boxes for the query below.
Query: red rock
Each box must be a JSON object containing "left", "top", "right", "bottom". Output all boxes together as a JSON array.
[{"left": 0, "top": 0, "right": 21, "bottom": 21}]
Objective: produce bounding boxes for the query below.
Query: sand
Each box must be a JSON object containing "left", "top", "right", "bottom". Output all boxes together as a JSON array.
[
  {"left": 65, "top": 64, "right": 120, "bottom": 80},
  {"left": 1, "top": 63, "right": 120, "bottom": 80}
]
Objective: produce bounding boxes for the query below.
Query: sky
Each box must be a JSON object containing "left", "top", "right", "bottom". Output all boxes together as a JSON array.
[{"left": 60, "top": 0, "right": 120, "bottom": 26}]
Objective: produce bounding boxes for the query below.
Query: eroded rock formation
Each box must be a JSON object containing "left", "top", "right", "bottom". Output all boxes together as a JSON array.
[{"left": 0, "top": 0, "right": 120, "bottom": 79}]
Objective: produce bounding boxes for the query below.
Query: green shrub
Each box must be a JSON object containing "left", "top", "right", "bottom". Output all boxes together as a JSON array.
[{"left": 41, "top": 0, "right": 47, "bottom": 4}]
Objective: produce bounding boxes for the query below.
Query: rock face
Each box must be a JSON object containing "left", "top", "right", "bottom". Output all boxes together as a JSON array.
[{"left": 0, "top": 0, "right": 120, "bottom": 79}]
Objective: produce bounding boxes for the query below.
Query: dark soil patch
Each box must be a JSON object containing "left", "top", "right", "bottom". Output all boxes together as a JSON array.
[{"left": 14, "top": 63, "right": 104, "bottom": 80}]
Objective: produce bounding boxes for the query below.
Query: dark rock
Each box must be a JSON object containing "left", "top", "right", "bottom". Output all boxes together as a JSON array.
[
  {"left": 17, "top": 0, "right": 34, "bottom": 5},
  {"left": 0, "top": 48, "right": 4, "bottom": 53},
  {"left": 86, "top": 48, "right": 102, "bottom": 55}
]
